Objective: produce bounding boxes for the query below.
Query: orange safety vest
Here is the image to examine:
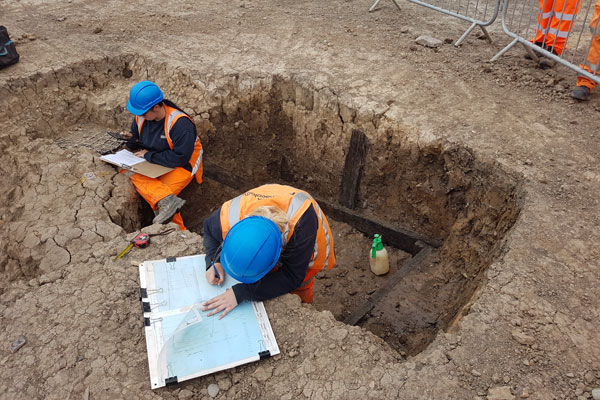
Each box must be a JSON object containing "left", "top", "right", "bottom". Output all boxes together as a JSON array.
[
  {"left": 220, "top": 184, "right": 336, "bottom": 287},
  {"left": 135, "top": 104, "right": 203, "bottom": 183}
]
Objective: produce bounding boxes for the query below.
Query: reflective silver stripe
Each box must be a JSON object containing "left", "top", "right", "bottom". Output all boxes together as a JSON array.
[
  {"left": 547, "top": 27, "right": 571, "bottom": 38},
  {"left": 539, "top": 11, "right": 576, "bottom": 20},
  {"left": 166, "top": 110, "right": 184, "bottom": 132},
  {"left": 191, "top": 142, "right": 203, "bottom": 175},
  {"left": 553, "top": 12, "right": 576, "bottom": 21},
  {"left": 228, "top": 194, "right": 243, "bottom": 229},
  {"left": 584, "top": 59, "right": 600, "bottom": 72},
  {"left": 136, "top": 116, "right": 146, "bottom": 131},
  {"left": 165, "top": 110, "right": 185, "bottom": 144},
  {"left": 314, "top": 203, "right": 331, "bottom": 269},
  {"left": 283, "top": 192, "right": 312, "bottom": 243},
  {"left": 536, "top": 24, "right": 549, "bottom": 33},
  {"left": 538, "top": 26, "right": 571, "bottom": 37},
  {"left": 307, "top": 241, "right": 318, "bottom": 269}
]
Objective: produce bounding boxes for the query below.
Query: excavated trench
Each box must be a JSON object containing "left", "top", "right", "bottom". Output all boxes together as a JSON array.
[{"left": 0, "top": 55, "right": 523, "bottom": 357}]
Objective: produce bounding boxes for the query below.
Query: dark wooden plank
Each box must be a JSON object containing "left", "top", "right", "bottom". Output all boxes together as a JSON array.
[
  {"left": 202, "top": 163, "right": 442, "bottom": 254},
  {"left": 316, "top": 200, "right": 442, "bottom": 255},
  {"left": 339, "top": 129, "right": 368, "bottom": 209},
  {"left": 203, "top": 162, "right": 249, "bottom": 191},
  {"left": 343, "top": 246, "right": 433, "bottom": 326}
]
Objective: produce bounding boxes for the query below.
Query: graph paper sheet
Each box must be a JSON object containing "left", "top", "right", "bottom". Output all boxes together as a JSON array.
[{"left": 138, "top": 254, "right": 279, "bottom": 389}]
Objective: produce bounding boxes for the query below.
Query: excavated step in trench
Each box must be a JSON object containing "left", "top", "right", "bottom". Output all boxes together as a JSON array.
[{"left": 0, "top": 55, "right": 524, "bottom": 358}]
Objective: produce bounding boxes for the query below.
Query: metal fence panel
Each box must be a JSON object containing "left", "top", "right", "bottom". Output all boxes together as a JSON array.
[
  {"left": 492, "top": 0, "right": 600, "bottom": 85},
  {"left": 370, "top": 0, "right": 502, "bottom": 45}
]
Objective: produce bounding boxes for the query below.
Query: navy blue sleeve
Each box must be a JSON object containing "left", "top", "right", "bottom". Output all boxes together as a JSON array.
[
  {"left": 144, "top": 117, "right": 196, "bottom": 168},
  {"left": 125, "top": 119, "right": 142, "bottom": 150},
  {"left": 203, "top": 208, "right": 224, "bottom": 269},
  {"left": 232, "top": 205, "right": 318, "bottom": 303}
]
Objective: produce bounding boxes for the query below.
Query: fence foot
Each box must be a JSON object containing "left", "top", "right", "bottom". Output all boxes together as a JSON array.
[
  {"left": 455, "top": 23, "right": 492, "bottom": 47},
  {"left": 520, "top": 42, "right": 539, "bottom": 62},
  {"left": 369, "top": 0, "right": 401, "bottom": 12},
  {"left": 479, "top": 26, "right": 492, "bottom": 43},
  {"left": 491, "top": 38, "right": 518, "bottom": 62},
  {"left": 455, "top": 22, "right": 477, "bottom": 46},
  {"left": 369, "top": 0, "right": 383, "bottom": 12}
]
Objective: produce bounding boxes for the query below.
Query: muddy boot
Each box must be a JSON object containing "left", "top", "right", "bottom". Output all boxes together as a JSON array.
[
  {"left": 538, "top": 58, "right": 556, "bottom": 69},
  {"left": 570, "top": 85, "right": 591, "bottom": 101},
  {"left": 153, "top": 194, "right": 186, "bottom": 224}
]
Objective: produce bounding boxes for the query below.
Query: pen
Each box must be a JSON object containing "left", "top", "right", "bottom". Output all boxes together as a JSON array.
[{"left": 212, "top": 262, "right": 221, "bottom": 280}]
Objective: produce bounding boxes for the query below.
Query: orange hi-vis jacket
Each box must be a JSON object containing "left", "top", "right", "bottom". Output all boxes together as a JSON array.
[
  {"left": 135, "top": 104, "right": 203, "bottom": 183},
  {"left": 220, "top": 184, "right": 336, "bottom": 288}
]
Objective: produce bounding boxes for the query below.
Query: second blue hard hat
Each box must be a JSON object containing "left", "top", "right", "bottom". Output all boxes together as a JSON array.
[
  {"left": 221, "top": 216, "right": 283, "bottom": 284},
  {"left": 126, "top": 80, "right": 164, "bottom": 115}
]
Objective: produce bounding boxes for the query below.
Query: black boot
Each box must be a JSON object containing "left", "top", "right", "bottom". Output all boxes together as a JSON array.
[{"left": 570, "top": 85, "right": 591, "bottom": 101}]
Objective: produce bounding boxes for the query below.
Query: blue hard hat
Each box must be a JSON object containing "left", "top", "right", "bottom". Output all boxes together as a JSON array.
[
  {"left": 126, "top": 80, "right": 164, "bottom": 115},
  {"left": 221, "top": 216, "right": 283, "bottom": 284}
]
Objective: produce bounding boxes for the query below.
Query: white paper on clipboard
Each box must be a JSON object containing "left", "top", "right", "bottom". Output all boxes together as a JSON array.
[{"left": 138, "top": 254, "right": 280, "bottom": 389}]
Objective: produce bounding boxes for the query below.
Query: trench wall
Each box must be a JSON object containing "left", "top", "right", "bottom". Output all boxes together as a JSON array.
[{"left": 0, "top": 56, "right": 523, "bottom": 341}]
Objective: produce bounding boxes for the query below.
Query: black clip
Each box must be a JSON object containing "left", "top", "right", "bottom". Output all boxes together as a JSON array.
[
  {"left": 144, "top": 317, "right": 151, "bottom": 326},
  {"left": 165, "top": 376, "right": 178, "bottom": 386},
  {"left": 142, "top": 302, "right": 151, "bottom": 313},
  {"left": 258, "top": 350, "right": 271, "bottom": 359},
  {"left": 139, "top": 288, "right": 147, "bottom": 300},
  {"left": 166, "top": 256, "right": 176, "bottom": 263}
]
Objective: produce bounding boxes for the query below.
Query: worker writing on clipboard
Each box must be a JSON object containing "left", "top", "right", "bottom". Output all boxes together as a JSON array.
[
  {"left": 201, "top": 184, "right": 336, "bottom": 319},
  {"left": 121, "top": 80, "right": 203, "bottom": 230}
]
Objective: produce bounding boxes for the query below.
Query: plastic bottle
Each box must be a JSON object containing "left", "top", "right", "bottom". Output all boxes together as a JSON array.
[{"left": 369, "top": 234, "right": 389, "bottom": 275}]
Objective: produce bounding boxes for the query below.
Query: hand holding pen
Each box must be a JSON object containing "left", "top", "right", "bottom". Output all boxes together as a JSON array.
[{"left": 206, "top": 261, "right": 225, "bottom": 286}]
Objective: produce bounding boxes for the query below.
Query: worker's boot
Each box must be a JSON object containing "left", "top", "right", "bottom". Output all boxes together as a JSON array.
[
  {"left": 570, "top": 85, "right": 591, "bottom": 101},
  {"left": 153, "top": 194, "right": 186, "bottom": 224}
]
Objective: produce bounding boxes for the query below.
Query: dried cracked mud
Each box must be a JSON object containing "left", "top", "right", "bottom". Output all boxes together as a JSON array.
[{"left": 0, "top": 0, "right": 599, "bottom": 399}]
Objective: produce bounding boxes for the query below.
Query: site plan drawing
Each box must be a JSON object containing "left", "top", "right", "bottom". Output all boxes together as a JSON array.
[{"left": 139, "top": 254, "right": 280, "bottom": 389}]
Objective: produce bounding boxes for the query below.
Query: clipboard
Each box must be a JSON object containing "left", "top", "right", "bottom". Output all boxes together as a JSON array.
[
  {"left": 100, "top": 149, "right": 174, "bottom": 178},
  {"left": 139, "top": 254, "right": 280, "bottom": 389}
]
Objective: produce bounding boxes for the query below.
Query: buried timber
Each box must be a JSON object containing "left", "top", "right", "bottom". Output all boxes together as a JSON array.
[{"left": 0, "top": 55, "right": 523, "bottom": 357}]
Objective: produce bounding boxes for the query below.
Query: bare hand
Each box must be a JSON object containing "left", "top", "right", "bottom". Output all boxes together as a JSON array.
[
  {"left": 121, "top": 131, "right": 133, "bottom": 139},
  {"left": 133, "top": 149, "right": 148, "bottom": 158},
  {"left": 206, "top": 262, "right": 225, "bottom": 286},
  {"left": 202, "top": 289, "right": 238, "bottom": 319}
]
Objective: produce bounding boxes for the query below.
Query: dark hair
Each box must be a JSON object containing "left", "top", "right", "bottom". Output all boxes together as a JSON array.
[{"left": 159, "top": 99, "right": 192, "bottom": 118}]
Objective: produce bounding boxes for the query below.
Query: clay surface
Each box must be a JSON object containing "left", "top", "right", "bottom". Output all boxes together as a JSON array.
[{"left": 0, "top": 0, "right": 599, "bottom": 399}]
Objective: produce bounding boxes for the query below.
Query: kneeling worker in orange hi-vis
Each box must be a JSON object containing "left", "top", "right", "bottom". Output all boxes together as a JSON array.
[
  {"left": 122, "top": 80, "right": 203, "bottom": 230},
  {"left": 201, "top": 184, "right": 336, "bottom": 319},
  {"left": 571, "top": 0, "right": 600, "bottom": 101}
]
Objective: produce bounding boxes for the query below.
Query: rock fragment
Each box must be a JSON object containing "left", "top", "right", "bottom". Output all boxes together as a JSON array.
[
  {"left": 487, "top": 386, "right": 515, "bottom": 400},
  {"left": 511, "top": 329, "right": 535, "bottom": 345},
  {"left": 10, "top": 335, "right": 26, "bottom": 353},
  {"left": 415, "top": 35, "right": 443, "bottom": 48},
  {"left": 207, "top": 383, "right": 219, "bottom": 398}
]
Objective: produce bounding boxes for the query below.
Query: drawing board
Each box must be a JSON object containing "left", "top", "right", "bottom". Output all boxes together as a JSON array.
[{"left": 139, "top": 254, "right": 279, "bottom": 389}]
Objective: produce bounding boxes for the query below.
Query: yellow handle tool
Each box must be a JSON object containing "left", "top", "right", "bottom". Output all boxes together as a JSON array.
[{"left": 115, "top": 243, "right": 134, "bottom": 261}]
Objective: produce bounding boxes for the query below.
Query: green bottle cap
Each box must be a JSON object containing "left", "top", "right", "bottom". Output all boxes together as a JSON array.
[{"left": 371, "top": 234, "right": 383, "bottom": 258}]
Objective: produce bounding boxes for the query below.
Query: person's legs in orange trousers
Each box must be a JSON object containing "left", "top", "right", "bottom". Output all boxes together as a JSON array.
[
  {"left": 572, "top": 1, "right": 600, "bottom": 99},
  {"left": 129, "top": 167, "right": 193, "bottom": 230}
]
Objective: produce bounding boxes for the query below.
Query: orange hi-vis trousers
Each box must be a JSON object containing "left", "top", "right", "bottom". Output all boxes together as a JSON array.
[
  {"left": 129, "top": 167, "right": 194, "bottom": 230},
  {"left": 534, "top": 0, "right": 581, "bottom": 55},
  {"left": 577, "top": 1, "right": 600, "bottom": 91}
]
